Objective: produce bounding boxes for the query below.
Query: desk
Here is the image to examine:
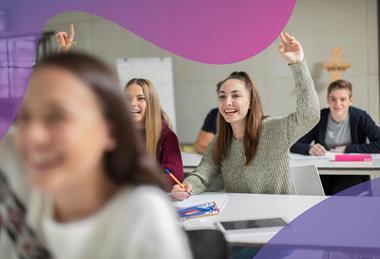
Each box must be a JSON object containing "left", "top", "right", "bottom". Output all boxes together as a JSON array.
[
  {"left": 289, "top": 153, "right": 380, "bottom": 178},
  {"left": 177, "top": 193, "right": 380, "bottom": 253},
  {"left": 182, "top": 152, "right": 380, "bottom": 178},
  {"left": 290, "top": 159, "right": 380, "bottom": 176},
  {"left": 178, "top": 193, "right": 326, "bottom": 245}
]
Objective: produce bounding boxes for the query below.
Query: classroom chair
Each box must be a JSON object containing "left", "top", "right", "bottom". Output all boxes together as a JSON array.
[
  {"left": 290, "top": 165, "right": 325, "bottom": 196},
  {"left": 186, "top": 229, "right": 229, "bottom": 259}
]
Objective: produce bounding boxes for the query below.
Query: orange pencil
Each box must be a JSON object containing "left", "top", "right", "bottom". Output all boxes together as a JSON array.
[{"left": 164, "top": 169, "right": 191, "bottom": 195}]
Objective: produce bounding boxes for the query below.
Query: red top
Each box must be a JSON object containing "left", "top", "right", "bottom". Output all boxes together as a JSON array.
[{"left": 156, "top": 123, "right": 184, "bottom": 186}]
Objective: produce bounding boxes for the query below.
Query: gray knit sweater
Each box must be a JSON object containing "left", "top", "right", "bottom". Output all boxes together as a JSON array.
[{"left": 185, "top": 60, "right": 320, "bottom": 195}]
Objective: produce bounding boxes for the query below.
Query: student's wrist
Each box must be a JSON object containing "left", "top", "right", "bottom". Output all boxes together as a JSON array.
[{"left": 288, "top": 58, "right": 305, "bottom": 66}]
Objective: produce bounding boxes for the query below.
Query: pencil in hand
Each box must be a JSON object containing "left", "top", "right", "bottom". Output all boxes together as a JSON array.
[{"left": 164, "top": 168, "right": 191, "bottom": 196}]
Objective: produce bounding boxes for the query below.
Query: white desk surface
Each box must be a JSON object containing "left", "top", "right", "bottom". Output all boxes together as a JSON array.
[
  {"left": 289, "top": 153, "right": 380, "bottom": 177},
  {"left": 182, "top": 152, "right": 380, "bottom": 176},
  {"left": 179, "top": 193, "right": 326, "bottom": 245},
  {"left": 178, "top": 193, "right": 380, "bottom": 251}
]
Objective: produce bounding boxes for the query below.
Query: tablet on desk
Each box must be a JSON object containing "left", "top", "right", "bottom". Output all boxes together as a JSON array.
[{"left": 215, "top": 217, "right": 287, "bottom": 233}]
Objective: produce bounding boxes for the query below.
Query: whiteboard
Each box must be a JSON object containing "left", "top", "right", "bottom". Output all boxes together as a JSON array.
[{"left": 116, "top": 57, "right": 176, "bottom": 131}]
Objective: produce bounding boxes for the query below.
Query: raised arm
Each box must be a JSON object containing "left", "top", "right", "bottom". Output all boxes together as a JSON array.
[
  {"left": 277, "top": 32, "right": 320, "bottom": 148},
  {"left": 278, "top": 32, "right": 304, "bottom": 65},
  {"left": 55, "top": 24, "right": 75, "bottom": 53}
]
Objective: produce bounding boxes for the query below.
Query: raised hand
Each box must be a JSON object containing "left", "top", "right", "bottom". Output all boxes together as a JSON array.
[
  {"left": 278, "top": 32, "right": 304, "bottom": 64},
  {"left": 55, "top": 24, "right": 75, "bottom": 53}
]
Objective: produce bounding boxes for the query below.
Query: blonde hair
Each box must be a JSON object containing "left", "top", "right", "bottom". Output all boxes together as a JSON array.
[{"left": 125, "top": 78, "right": 171, "bottom": 158}]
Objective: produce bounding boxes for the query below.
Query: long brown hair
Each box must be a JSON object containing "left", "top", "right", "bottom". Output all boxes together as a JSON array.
[
  {"left": 32, "top": 53, "right": 168, "bottom": 190},
  {"left": 213, "top": 71, "right": 264, "bottom": 166},
  {"left": 125, "top": 78, "right": 172, "bottom": 159}
]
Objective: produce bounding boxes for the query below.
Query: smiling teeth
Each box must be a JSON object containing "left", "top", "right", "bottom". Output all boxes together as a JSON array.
[{"left": 225, "top": 110, "right": 237, "bottom": 113}]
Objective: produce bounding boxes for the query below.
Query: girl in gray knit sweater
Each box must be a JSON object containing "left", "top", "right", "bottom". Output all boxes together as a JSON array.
[{"left": 172, "top": 32, "right": 320, "bottom": 200}]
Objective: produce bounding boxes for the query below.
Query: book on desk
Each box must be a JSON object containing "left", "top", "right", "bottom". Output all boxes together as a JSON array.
[
  {"left": 290, "top": 152, "right": 374, "bottom": 164},
  {"left": 177, "top": 202, "right": 219, "bottom": 220},
  {"left": 174, "top": 193, "right": 228, "bottom": 220}
]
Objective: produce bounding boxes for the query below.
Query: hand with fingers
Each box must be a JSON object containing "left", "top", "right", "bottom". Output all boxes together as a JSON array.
[
  {"left": 55, "top": 24, "right": 75, "bottom": 53},
  {"left": 171, "top": 183, "right": 192, "bottom": 201},
  {"left": 278, "top": 31, "right": 304, "bottom": 64},
  {"left": 308, "top": 143, "right": 327, "bottom": 156}
]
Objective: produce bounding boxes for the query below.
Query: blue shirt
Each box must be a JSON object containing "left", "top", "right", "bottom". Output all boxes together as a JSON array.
[{"left": 201, "top": 108, "right": 218, "bottom": 134}]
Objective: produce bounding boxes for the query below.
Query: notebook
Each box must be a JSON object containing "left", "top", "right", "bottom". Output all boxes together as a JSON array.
[
  {"left": 334, "top": 154, "right": 372, "bottom": 162},
  {"left": 174, "top": 193, "right": 228, "bottom": 221},
  {"left": 174, "top": 193, "right": 228, "bottom": 211},
  {"left": 177, "top": 202, "right": 219, "bottom": 220}
]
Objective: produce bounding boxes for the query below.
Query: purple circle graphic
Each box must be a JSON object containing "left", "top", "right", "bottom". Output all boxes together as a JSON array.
[
  {"left": 0, "top": 0, "right": 295, "bottom": 138},
  {"left": 1, "top": 0, "right": 295, "bottom": 63},
  {"left": 253, "top": 178, "right": 380, "bottom": 258}
]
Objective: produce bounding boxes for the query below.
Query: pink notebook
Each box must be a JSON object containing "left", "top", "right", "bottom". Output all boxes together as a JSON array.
[{"left": 334, "top": 154, "right": 372, "bottom": 162}]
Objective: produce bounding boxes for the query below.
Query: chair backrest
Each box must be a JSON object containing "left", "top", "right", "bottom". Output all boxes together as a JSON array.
[
  {"left": 290, "top": 165, "right": 325, "bottom": 196},
  {"left": 186, "top": 229, "right": 228, "bottom": 259}
]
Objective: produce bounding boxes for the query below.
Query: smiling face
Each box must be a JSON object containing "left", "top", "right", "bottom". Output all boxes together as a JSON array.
[
  {"left": 15, "top": 66, "right": 115, "bottom": 194},
  {"left": 125, "top": 83, "right": 147, "bottom": 128},
  {"left": 327, "top": 88, "right": 352, "bottom": 122},
  {"left": 218, "top": 79, "right": 251, "bottom": 125}
]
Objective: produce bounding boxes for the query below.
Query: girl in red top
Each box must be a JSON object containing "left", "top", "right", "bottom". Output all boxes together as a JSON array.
[
  {"left": 125, "top": 78, "right": 184, "bottom": 186},
  {"left": 55, "top": 25, "right": 183, "bottom": 186}
]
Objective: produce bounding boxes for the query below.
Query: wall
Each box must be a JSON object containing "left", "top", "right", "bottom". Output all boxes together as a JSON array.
[{"left": 44, "top": 0, "right": 379, "bottom": 143}]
